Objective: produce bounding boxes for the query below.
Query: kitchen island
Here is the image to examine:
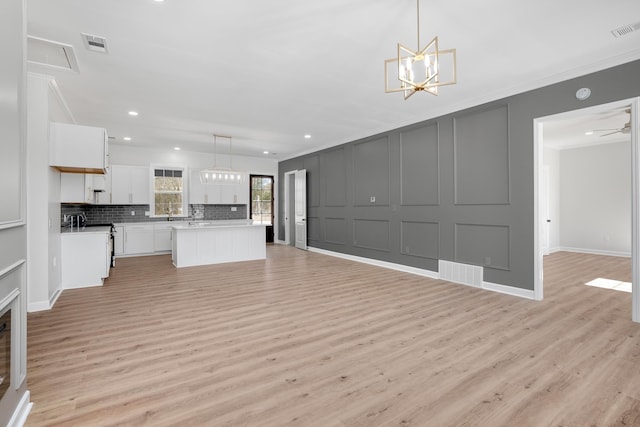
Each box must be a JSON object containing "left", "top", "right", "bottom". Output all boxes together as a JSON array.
[{"left": 171, "top": 220, "right": 266, "bottom": 268}]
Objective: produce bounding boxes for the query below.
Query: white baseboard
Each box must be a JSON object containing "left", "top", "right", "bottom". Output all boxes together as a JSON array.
[
  {"left": 28, "top": 287, "right": 63, "bottom": 312},
  {"left": 482, "top": 281, "right": 536, "bottom": 300},
  {"left": 555, "top": 246, "right": 631, "bottom": 258},
  {"left": 49, "top": 287, "right": 62, "bottom": 308},
  {"left": 7, "top": 390, "right": 32, "bottom": 427},
  {"left": 308, "top": 247, "right": 439, "bottom": 279},
  {"left": 28, "top": 300, "right": 50, "bottom": 312},
  {"left": 307, "top": 247, "right": 535, "bottom": 300},
  {"left": 275, "top": 239, "right": 287, "bottom": 245}
]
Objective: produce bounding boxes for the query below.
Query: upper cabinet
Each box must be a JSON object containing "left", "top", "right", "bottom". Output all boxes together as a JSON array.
[
  {"left": 189, "top": 169, "right": 249, "bottom": 205},
  {"left": 49, "top": 122, "right": 109, "bottom": 174},
  {"left": 111, "top": 165, "right": 150, "bottom": 204}
]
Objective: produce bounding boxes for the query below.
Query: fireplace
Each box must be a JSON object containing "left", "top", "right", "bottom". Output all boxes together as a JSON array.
[{"left": 0, "top": 308, "right": 10, "bottom": 399}]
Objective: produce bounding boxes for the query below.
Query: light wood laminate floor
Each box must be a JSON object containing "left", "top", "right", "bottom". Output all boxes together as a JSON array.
[{"left": 26, "top": 247, "right": 640, "bottom": 426}]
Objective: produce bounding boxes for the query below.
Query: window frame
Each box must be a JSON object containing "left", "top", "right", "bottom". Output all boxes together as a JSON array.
[
  {"left": 150, "top": 165, "right": 189, "bottom": 218},
  {"left": 249, "top": 175, "right": 274, "bottom": 227}
]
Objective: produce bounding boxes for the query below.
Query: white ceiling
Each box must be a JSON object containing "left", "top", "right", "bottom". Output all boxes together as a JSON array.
[
  {"left": 544, "top": 106, "right": 632, "bottom": 150},
  {"left": 27, "top": 0, "right": 640, "bottom": 160}
]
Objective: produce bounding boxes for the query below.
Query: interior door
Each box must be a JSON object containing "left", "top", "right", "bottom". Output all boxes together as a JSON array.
[
  {"left": 294, "top": 169, "right": 307, "bottom": 250},
  {"left": 542, "top": 165, "right": 550, "bottom": 255}
]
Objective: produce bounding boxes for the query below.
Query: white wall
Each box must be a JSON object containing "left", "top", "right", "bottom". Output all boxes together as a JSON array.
[
  {"left": 0, "top": 0, "right": 30, "bottom": 423},
  {"left": 558, "top": 141, "right": 631, "bottom": 256},
  {"left": 27, "top": 73, "right": 75, "bottom": 312}
]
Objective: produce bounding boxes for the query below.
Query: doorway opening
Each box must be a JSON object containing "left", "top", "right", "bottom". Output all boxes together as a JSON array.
[
  {"left": 283, "top": 169, "right": 307, "bottom": 249},
  {"left": 250, "top": 175, "right": 274, "bottom": 243},
  {"left": 534, "top": 98, "right": 640, "bottom": 322}
]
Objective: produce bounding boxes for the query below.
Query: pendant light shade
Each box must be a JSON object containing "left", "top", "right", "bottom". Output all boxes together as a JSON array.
[{"left": 200, "top": 134, "right": 247, "bottom": 185}]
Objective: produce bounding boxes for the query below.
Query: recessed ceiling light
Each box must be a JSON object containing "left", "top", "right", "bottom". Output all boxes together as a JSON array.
[
  {"left": 153, "top": 0, "right": 165, "bottom": 2},
  {"left": 263, "top": 151, "right": 269, "bottom": 155},
  {"left": 174, "top": 146, "right": 181, "bottom": 151},
  {"left": 128, "top": 111, "right": 138, "bottom": 116},
  {"left": 123, "top": 136, "right": 132, "bottom": 141},
  {"left": 304, "top": 134, "right": 311, "bottom": 139},
  {"left": 585, "top": 131, "right": 594, "bottom": 136}
]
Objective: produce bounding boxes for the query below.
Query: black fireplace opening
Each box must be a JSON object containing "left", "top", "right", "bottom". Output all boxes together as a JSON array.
[{"left": 0, "top": 308, "right": 11, "bottom": 399}]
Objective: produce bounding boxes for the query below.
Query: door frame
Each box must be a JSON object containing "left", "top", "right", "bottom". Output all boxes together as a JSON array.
[
  {"left": 284, "top": 170, "right": 296, "bottom": 245},
  {"left": 249, "top": 174, "right": 274, "bottom": 242},
  {"left": 533, "top": 97, "right": 640, "bottom": 322}
]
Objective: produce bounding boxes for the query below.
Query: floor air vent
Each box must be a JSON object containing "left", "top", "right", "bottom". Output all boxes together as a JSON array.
[{"left": 439, "top": 260, "right": 483, "bottom": 288}]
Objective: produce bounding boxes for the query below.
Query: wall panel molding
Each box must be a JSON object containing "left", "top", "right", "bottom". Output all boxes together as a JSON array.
[
  {"left": 400, "top": 220, "right": 439, "bottom": 259},
  {"left": 324, "top": 147, "right": 347, "bottom": 207},
  {"left": 307, "top": 216, "right": 321, "bottom": 242},
  {"left": 325, "top": 217, "right": 347, "bottom": 245},
  {"left": 353, "top": 219, "right": 390, "bottom": 252},
  {"left": 454, "top": 223, "right": 510, "bottom": 270},
  {"left": 400, "top": 123, "right": 440, "bottom": 206},
  {"left": 454, "top": 105, "right": 511, "bottom": 205},
  {"left": 353, "top": 137, "right": 390, "bottom": 207}
]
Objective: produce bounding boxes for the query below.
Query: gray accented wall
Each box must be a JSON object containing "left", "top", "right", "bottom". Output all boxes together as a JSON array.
[{"left": 278, "top": 59, "right": 640, "bottom": 292}]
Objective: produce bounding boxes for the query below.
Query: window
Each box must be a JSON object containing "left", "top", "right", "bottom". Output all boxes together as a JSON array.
[
  {"left": 153, "top": 168, "right": 186, "bottom": 217},
  {"left": 250, "top": 175, "right": 274, "bottom": 225}
]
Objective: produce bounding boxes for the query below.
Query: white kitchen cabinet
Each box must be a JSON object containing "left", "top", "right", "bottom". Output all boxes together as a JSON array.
[
  {"left": 154, "top": 223, "right": 173, "bottom": 252},
  {"left": 190, "top": 169, "right": 248, "bottom": 205},
  {"left": 124, "top": 223, "right": 155, "bottom": 254},
  {"left": 220, "top": 182, "right": 249, "bottom": 204},
  {"left": 61, "top": 171, "right": 114, "bottom": 204},
  {"left": 60, "top": 173, "right": 93, "bottom": 203},
  {"left": 113, "top": 225, "right": 125, "bottom": 255},
  {"left": 189, "top": 169, "right": 220, "bottom": 204},
  {"left": 111, "top": 165, "right": 150, "bottom": 204},
  {"left": 93, "top": 169, "right": 112, "bottom": 204},
  {"left": 50, "top": 122, "right": 109, "bottom": 174},
  {"left": 61, "top": 230, "right": 110, "bottom": 289}
]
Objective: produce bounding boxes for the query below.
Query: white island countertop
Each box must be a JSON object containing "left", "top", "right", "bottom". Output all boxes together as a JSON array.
[{"left": 170, "top": 220, "right": 262, "bottom": 230}]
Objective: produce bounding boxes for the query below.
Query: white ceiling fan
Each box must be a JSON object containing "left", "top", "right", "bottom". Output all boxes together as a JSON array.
[{"left": 592, "top": 108, "right": 631, "bottom": 137}]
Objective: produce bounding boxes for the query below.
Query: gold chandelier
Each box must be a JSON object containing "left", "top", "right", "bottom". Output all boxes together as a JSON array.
[
  {"left": 200, "top": 134, "right": 247, "bottom": 185},
  {"left": 385, "top": 0, "right": 457, "bottom": 100}
]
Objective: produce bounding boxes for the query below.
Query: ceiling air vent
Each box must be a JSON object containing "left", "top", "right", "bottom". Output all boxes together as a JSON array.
[
  {"left": 611, "top": 22, "right": 640, "bottom": 38},
  {"left": 27, "top": 35, "right": 80, "bottom": 73},
  {"left": 81, "top": 33, "right": 109, "bottom": 53}
]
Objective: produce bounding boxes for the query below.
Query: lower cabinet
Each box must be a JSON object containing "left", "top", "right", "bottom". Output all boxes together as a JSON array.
[
  {"left": 114, "top": 225, "right": 125, "bottom": 256},
  {"left": 124, "top": 224, "right": 155, "bottom": 255},
  {"left": 114, "top": 222, "right": 173, "bottom": 256},
  {"left": 154, "top": 223, "right": 173, "bottom": 252},
  {"left": 61, "top": 231, "right": 110, "bottom": 289}
]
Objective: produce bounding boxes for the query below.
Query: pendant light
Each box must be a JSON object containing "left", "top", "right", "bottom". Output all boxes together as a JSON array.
[
  {"left": 200, "top": 134, "right": 247, "bottom": 185},
  {"left": 384, "top": 0, "right": 457, "bottom": 100}
]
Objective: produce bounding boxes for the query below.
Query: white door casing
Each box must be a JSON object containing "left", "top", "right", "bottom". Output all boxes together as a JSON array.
[{"left": 295, "top": 169, "right": 307, "bottom": 250}]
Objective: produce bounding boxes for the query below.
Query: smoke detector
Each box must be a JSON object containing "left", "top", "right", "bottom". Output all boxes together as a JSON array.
[{"left": 81, "top": 33, "right": 109, "bottom": 53}]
